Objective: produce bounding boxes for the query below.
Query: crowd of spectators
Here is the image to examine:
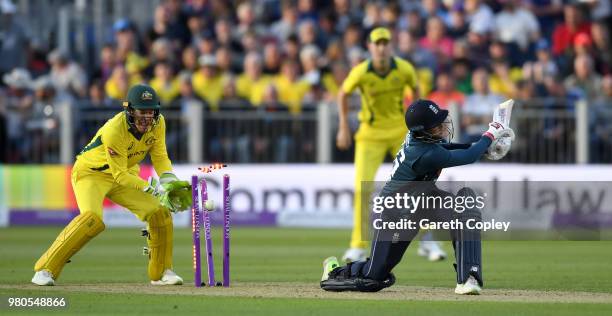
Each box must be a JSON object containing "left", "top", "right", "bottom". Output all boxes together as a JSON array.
[{"left": 0, "top": 0, "right": 610, "bottom": 163}]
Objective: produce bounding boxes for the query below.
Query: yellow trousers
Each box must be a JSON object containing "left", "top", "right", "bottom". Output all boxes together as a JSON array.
[{"left": 350, "top": 137, "right": 404, "bottom": 249}]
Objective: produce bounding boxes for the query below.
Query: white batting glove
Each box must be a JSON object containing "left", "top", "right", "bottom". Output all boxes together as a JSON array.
[
  {"left": 484, "top": 137, "right": 512, "bottom": 160},
  {"left": 483, "top": 122, "right": 515, "bottom": 141}
]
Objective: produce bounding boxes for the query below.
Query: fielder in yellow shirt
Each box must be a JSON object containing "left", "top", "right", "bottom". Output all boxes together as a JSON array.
[
  {"left": 31, "top": 84, "right": 190, "bottom": 286},
  {"left": 338, "top": 27, "right": 438, "bottom": 262}
]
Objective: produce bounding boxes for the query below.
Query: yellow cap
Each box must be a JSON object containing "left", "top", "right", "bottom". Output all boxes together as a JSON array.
[{"left": 369, "top": 27, "right": 391, "bottom": 42}]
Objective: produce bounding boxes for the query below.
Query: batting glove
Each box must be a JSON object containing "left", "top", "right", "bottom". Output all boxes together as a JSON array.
[{"left": 483, "top": 122, "right": 515, "bottom": 141}]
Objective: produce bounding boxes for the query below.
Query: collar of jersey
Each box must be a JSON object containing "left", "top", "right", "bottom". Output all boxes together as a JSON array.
[{"left": 367, "top": 57, "right": 397, "bottom": 79}]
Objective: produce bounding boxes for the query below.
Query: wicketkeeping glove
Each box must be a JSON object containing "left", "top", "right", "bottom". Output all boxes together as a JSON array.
[
  {"left": 143, "top": 176, "right": 163, "bottom": 196},
  {"left": 158, "top": 173, "right": 192, "bottom": 212}
]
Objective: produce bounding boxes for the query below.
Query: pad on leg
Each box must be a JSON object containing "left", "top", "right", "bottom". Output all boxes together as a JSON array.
[
  {"left": 146, "top": 208, "right": 173, "bottom": 281},
  {"left": 34, "top": 212, "right": 105, "bottom": 279},
  {"left": 453, "top": 187, "right": 483, "bottom": 286}
]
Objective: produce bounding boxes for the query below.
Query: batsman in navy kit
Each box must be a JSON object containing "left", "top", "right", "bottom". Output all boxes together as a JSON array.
[{"left": 320, "top": 99, "right": 514, "bottom": 295}]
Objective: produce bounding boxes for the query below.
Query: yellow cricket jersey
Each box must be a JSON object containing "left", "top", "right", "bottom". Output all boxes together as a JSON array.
[
  {"left": 236, "top": 74, "right": 272, "bottom": 106},
  {"left": 192, "top": 72, "right": 225, "bottom": 111},
  {"left": 149, "top": 77, "right": 181, "bottom": 105},
  {"left": 342, "top": 57, "right": 417, "bottom": 141},
  {"left": 274, "top": 76, "right": 310, "bottom": 114},
  {"left": 75, "top": 111, "right": 172, "bottom": 191}
]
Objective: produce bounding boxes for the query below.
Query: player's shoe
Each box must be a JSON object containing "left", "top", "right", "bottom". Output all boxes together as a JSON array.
[
  {"left": 150, "top": 269, "right": 183, "bottom": 285},
  {"left": 321, "top": 256, "right": 340, "bottom": 281},
  {"left": 342, "top": 247, "right": 366, "bottom": 263},
  {"left": 417, "top": 240, "right": 447, "bottom": 261},
  {"left": 454, "top": 275, "right": 482, "bottom": 295},
  {"left": 31, "top": 270, "right": 55, "bottom": 286}
]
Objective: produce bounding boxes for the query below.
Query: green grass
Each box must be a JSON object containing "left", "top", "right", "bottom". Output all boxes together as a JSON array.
[{"left": 1, "top": 227, "right": 612, "bottom": 315}]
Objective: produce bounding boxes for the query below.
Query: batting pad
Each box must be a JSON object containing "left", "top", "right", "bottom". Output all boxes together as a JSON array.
[
  {"left": 34, "top": 212, "right": 105, "bottom": 279},
  {"left": 146, "top": 208, "right": 173, "bottom": 280}
]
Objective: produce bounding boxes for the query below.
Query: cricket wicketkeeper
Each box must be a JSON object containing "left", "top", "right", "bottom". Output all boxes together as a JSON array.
[{"left": 31, "top": 84, "right": 191, "bottom": 286}]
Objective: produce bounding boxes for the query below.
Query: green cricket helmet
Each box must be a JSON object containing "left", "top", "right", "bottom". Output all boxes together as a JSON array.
[{"left": 123, "top": 84, "right": 161, "bottom": 132}]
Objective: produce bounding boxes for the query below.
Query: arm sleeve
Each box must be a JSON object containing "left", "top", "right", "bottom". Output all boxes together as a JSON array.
[
  {"left": 150, "top": 115, "right": 173, "bottom": 176},
  {"left": 341, "top": 66, "right": 362, "bottom": 94},
  {"left": 414, "top": 136, "right": 492, "bottom": 173},
  {"left": 440, "top": 143, "right": 472, "bottom": 150},
  {"left": 103, "top": 129, "right": 148, "bottom": 190}
]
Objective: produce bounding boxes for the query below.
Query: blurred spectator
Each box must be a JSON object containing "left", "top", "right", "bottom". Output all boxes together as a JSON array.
[
  {"left": 160, "top": 0, "right": 190, "bottom": 47},
  {"left": 427, "top": 71, "right": 464, "bottom": 109},
  {"left": 466, "top": 30, "right": 490, "bottom": 68},
  {"left": 219, "top": 76, "right": 250, "bottom": 109},
  {"left": 363, "top": 2, "right": 382, "bottom": 29},
  {"left": 488, "top": 42, "right": 523, "bottom": 97},
  {"left": 406, "top": 7, "right": 425, "bottom": 37},
  {"left": 92, "top": 44, "right": 116, "bottom": 82},
  {"left": 215, "top": 46, "right": 237, "bottom": 76},
  {"left": 347, "top": 47, "right": 367, "bottom": 68},
  {"left": 234, "top": 2, "right": 264, "bottom": 40},
  {"left": 494, "top": 0, "right": 540, "bottom": 65},
  {"left": 146, "top": 5, "right": 171, "bottom": 48},
  {"left": 88, "top": 80, "right": 113, "bottom": 107},
  {"left": 236, "top": 52, "right": 271, "bottom": 106},
  {"left": 271, "top": 2, "right": 299, "bottom": 41},
  {"left": 0, "top": 0, "right": 30, "bottom": 75},
  {"left": 552, "top": 3, "right": 592, "bottom": 57},
  {"left": 48, "top": 50, "right": 88, "bottom": 98},
  {"left": 181, "top": 45, "right": 199, "bottom": 75},
  {"left": 240, "top": 31, "right": 260, "bottom": 54},
  {"left": 342, "top": 23, "right": 363, "bottom": 53},
  {"left": 452, "top": 58, "right": 473, "bottom": 94},
  {"left": 462, "top": 68, "right": 504, "bottom": 141},
  {"left": 447, "top": 8, "right": 469, "bottom": 39},
  {"left": 563, "top": 54, "right": 602, "bottom": 99},
  {"left": 192, "top": 54, "right": 225, "bottom": 111},
  {"left": 322, "top": 61, "right": 349, "bottom": 102},
  {"left": 333, "top": 0, "right": 361, "bottom": 33},
  {"left": 149, "top": 61, "right": 180, "bottom": 105},
  {"left": 297, "top": 0, "right": 318, "bottom": 22},
  {"left": 522, "top": 39, "right": 558, "bottom": 84},
  {"left": 284, "top": 34, "right": 301, "bottom": 61},
  {"left": 325, "top": 40, "right": 345, "bottom": 66},
  {"left": 298, "top": 20, "right": 320, "bottom": 47},
  {"left": 525, "top": 0, "right": 563, "bottom": 39},
  {"left": 1, "top": 68, "right": 33, "bottom": 162},
  {"left": 27, "top": 76, "right": 65, "bottom": 162},
  {"left": 114, "top": 19, "right": 149, "bottom": 77},
  {"left": 186, "top": 11, "right": 207, "bottom": 47},
  {"left": 145, "top": 38, "right": 178, "bottom": 78},
  {"left": 397, "top": 30, "right": 437, "bottom": 71},
  {"left": 105, "top": 65, "right": 137, "bottom": 100},
  {"left": 263, "top": 41, "right": 282, "bottom": 75},
  {"left": 196, "top": 32, "right": 217, "bottom": 56},
  {"left": 381, "top": 2, "right": 400, "bottom": 28},
  {"left": 275, "top": 59, "right": 311, "bottom": 114},
  {"left": 214, "top": 18, "right": 242, "bottom": 54},
  {"left": 592, "top": 22, "right": 611, "bottom": 74},
  {"left": 300, "top": 45, "right": 322, "bottom": 86},
  {"left": 421, "top": 0, "right": 449, "bottom": 22},
  {"left": 464, "top": 0, "right": 495, "bottom": 35},
  {"left": 419, "top": 16, "right": 454, "bottom": 63}
]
